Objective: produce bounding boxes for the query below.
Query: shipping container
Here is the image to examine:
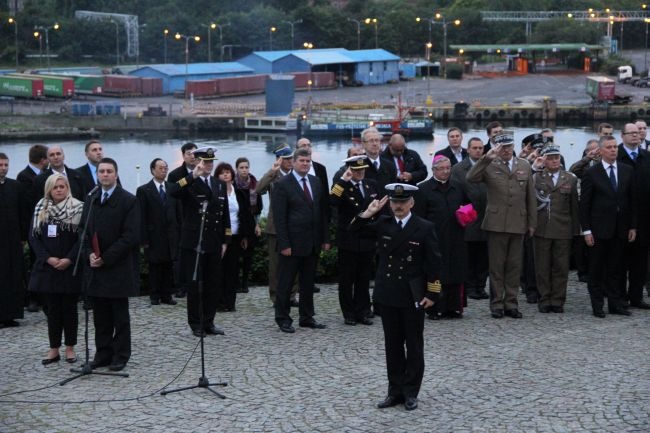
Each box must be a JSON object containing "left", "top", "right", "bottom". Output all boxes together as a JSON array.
[
  {"left": 7, "top": 73, "right": 74, "bottom": 97},
  {"left": 104, "top": 75, "right": 142, "bottom": 95},
  {"left": 312, "top": 72, "right": 335, "bottom": 88},
  {"left": 0, "top": 76, "right": 44, "bottom": 98},
  {"left": 186, "top": 80, "right": 218, "bottom": 98},
  {"left": 141, "top": 77, "right": 164, "bottom": 97},
  {"left": 290, "top": 72, "right": 311, "bottom": 89},
  {"left": 73, "top": 75, "right": 104, "bottom": 94},
  {"left": 586, "top": 76, "right": 615, "bottom": 101}
]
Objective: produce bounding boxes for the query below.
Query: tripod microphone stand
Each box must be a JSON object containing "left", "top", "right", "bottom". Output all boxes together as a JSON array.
[
  {"left": 60, "top": 187, "right": 128, "bottom": 386},
  {"left": 161, "top": 200, "right": 227, "bottom": 398}
]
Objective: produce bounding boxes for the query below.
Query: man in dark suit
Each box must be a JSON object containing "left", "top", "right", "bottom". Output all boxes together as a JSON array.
[
  {"left": 330, "top": 156, "right": 378, "bottom": 325},
  {"left": 17, "top": 144, "right": 48, "bottom": 313},
  {"left": 136, "top": 158, "right": 182, "bottom": 306},
  {"left": 272, "top": 148, "right": 330, "bottom": 333},
  {"left": 435, "top": 127, "right": 467, "bottom": 166},
  {"left": 483, "top": 121, "right": 504, "bottom": 154},
  {"left": 451, "top": 137, "right": 489, "bottom": 300},
  {"left": 381, "top": 134, "right": 427, "bottom": 185},
  {"left": 33, "top": 146, "right": 85, "bottom": 201},
  {"left": 75, "top": 140, "right": 103, "bottom": 194},
  {"left": 83, "top": 158, "right": 140, "bottom": 372},
  {"left": 352, "top": 184, "right": 441, "bottom": 411},
  {"left": 167, "top": 142, "right": 197, "bottom": 298},
  {"left": 634, "top": 120, "right": 650, "bottom": 150},
  {"left": 169, "top": 147, "right": 231, "bottom": 337},
  {"left": 580, "top": 135, "right": 636, "bottom": 318},
  {"left": 168, "top": 142, "right": 198, "bottom": 184},
  {"left": 616, "top": 123, "right": 650, "bottom": 309},
  {"left": 361, "top": 127, "right": 397, "bottom": 192}
]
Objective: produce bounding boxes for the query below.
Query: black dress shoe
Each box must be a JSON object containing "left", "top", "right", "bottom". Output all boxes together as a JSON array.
[
  {"left": 108, "top": 362, "right": 126, "bottom": 371},
  {"left": 609, "top": 308, "right": 632, "bottom": 316},
  {"left": 299, "top": 321, "right": 326, "bottom": 329},
  {"left": 593, "top": 310, "right": 606, "bottom": 318},
  {"left": 358, "top": 317, "right": 373, "bottom": 325},
  {"left": 2, "top": 320, "right": 20, "bottom": 327},
  {"left": 205, "top": 325, "right": 225, "bottom": 335},
  {"left": 279, "top": 323, "right": 295, "bottom": 333},
  {"left": 192, "top": 329, "right": 206, "bottom": 337},
  {"left": 26, "top": 302, "right": 40, "bottom": 313},
  {"left": 313, "top": 286, "right": 321, "bottom": 293},
  {"left": 525, "top": 293, "right": 538, "bottom": 304},
  {"left": 175, "top": 291, "right": 186, "bottom": 298},
  {"left": 90, "top": 359, "right": 111, "bottom": 369},
  {"left": 161, "top": 297, "right": 177, "bottom": 305},
  {"left": 150, "top": 298, "right": 160, "bottom": 305},
  {"left": 290, "top": 299, "right": 299, "bottom": 307},
  {"left": 377, "top": 395, "right": 404, "bottom": 409},
  {"left": 344, "top": 318, "right": 357, "bottom": 326},
  {"left": 538, "top": 305, "right": 552, "bottom": 313},
  {"left": 629, "top": 301, "right": 650, "bottom": 309},
  {"left": 491, "top": 309, "right": 504, "bottom": 319},
  {"left": 551, "top": 306, "right": 564, "bottom": 313},
  {"left": 505, "top": 309, "right": 523, "bottom": 319},
  {"left": 42, "top": 355, "right": 60, "bottom": 365},
  {"left": 404, "top": 397, "right": 418, "bottom": 411},
  {"left": 578, "top": 274, "right": 589, "bottom": 283}
]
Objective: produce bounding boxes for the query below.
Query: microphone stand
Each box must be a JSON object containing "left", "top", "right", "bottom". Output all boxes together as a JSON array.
[
  {"left": 161, "top": 200, "right": 227, "bottom": 398},
  {"left": 60, "top": 189, "right": 128, "bottom": 385}
]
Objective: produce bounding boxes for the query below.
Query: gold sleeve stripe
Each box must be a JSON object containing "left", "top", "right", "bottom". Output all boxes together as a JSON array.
[
  {"left": 331, "top": 184, "right": 344, "bottom": 197},
  {"left": 178, "top": 177, "right": 188, "bottom": 187},
  {"left": 427, "top": 281, "right": 441, "bottom": 293}
]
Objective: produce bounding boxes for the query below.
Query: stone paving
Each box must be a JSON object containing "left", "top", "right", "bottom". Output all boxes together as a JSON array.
[{"left": 1, "top": 272, "right": 649, "bottom": 432}]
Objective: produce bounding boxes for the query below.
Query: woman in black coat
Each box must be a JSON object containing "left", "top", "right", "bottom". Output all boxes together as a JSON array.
[
  {"left": 234, "top": 157, "right": 263, "bottom": 293},
  {"left": 215, "top": 162, "right": 254, "bottom": 311},
  {"left": 415, "top": 156, "right": 469, "bottom": 319},
  {"left": 29, "top": 174, "right": 83, "bottom": 364}
]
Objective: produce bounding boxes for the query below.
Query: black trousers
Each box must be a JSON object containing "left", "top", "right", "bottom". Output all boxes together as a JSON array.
[
  {"left": 465, "top": 240, "right": 489, "bottom": 293},
  {"left": 217, "top": 234, "right": 243, "bottom": 310},
  {"left": 44, "top": 292, "right": 78, "bottom": 348},
  {"left": 520, "top": 235, "right": 538, "bottom": 296},
  {"left": 181, "top": 248, "right": 221, "bottom": 331},
  {"left": 148, "top": 261, "right": 175, "bottom": 301},
  {"left": 619, "top": 240, "right": 648, "bottom": 304},
  {"left": 92, "top": 297, "right": 130, "bottom": 365},
  {"left": 338, "top": 249, "right": 373, "bottom": 321},
  {"left": 379, "top": 304, "right": 425, "bottom": 399},
  {"left": 573, "top": 235, "right": 589, "bottom": 279},
  {"left": 274, "top": 253, "right": 317, "bottom": 326},
  {"left": 588, "top": 237, "right": 625, "bottom": 312}
]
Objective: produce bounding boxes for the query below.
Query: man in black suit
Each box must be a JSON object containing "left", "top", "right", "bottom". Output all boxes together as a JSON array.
[
  {"left": 33, "top": 146, "right": 85, "bottom": 201},
  {"left": 617, "top": 123, "right": 650, "bottom": 309},
  {"left": 17, "top": 144, "right": 48, "bottom": 313},
  {"left": 435, "top": 127, "right": 467, "bottom": 166},
  {"left": 167, "top": 142, "right": 197, "bottom": 298},
  {"left": 136, "top": 158, "right": 182, "bottom": 306},
  {"left": 634, "top": 120, "right": 650, "bottom": 150},
  {"left": 330, "top": 156, "right": 378, "bottom": 326},
  {"left": 580, "top": 135, "right": 636, "bottom": 318},
  {"left": 272, "top": 148, "right": 330, "bottom": 333},
  {"left": 381, "top": 134, "right": 427, "bottom": 185},
  {"left": 169, "top": 147, "right": 230, "bottom": 337},
  {"left": 168, "top": 142, "right": 198, "bottom": 184},
  {"left": 352, "top": 184, "right": 441, "bottom": 411},
  {"left": 83, "top": 158, "right": 140, "bottom": 372},
  {"left": 361, "top": 127, "right": 396, "bottom": 192},
  {"left": 75, "top": 140, "right": 103, "bottom": 194},
  {"left": 483, "top": 120, "right": 504, "bottom": 154}
]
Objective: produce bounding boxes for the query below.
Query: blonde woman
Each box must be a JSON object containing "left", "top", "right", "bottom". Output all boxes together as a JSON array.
[{"left": 29, "top": 173, "right": 83, "bottom": 365}]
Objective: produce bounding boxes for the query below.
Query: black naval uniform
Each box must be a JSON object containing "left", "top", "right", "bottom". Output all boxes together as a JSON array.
[
  {"left": 169, "top": 173, "right": 231, "bottom": 334},
  {"left": 351, "top": 211, "right": 441, "bottom": 402},
  {"left": 330, "top": 177, "right": 379, "bottom": 323}
]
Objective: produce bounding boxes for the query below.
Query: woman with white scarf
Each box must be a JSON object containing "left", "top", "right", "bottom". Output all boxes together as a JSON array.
[{"left": 29, "top": 173, "right": 83, "bottom": 365}]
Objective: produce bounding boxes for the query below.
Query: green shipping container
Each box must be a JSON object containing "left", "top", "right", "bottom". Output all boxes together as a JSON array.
[
  {"left": 7, "top": 74, "right": 71, "bottom": 97},
  {"left": 0, "top": 76, "right": 44, "bottom": 98},
  {"left": 74, "top": 75, "right": 105, "bottom": 94}
]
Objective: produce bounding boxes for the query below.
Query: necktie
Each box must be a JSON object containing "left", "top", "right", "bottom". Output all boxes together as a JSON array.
[
  {"left": 373, "top": 160, "right": 379, "bottom": 170},
  {"left": 159, "top": 184, "right": 167, "bottom": 204},
  {"left": 397, "top": 156, "right": 405, "bottom": 173},
  {"left": 354, "top": 182, "right": 364, "bottom": 199},
  {"left": 204, "top": 177, "right": 211, "bottom": 191},
  {"left": 397, "top": 220, "right": 403, "bottom": 229},
  {"left": 609, "top": 165, "right": 617, "bottom": 190},
  {"left": 102, "top": 192, "right": 109, "bottom": 204},
  {"left": 302, "top": 178, "right": 312, "bottom": 203},
  {"left": 552, "top": 174, "right": 557, "bottom": 186},
  {"left": 631, "top": 151, "right": 638, "bottom": 161}
]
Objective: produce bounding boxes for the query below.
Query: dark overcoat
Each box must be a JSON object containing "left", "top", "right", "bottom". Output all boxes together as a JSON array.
[
  {"left": 29, "top": 221, "right": 81, "bottom": 294},
  {"left": 136, "top": 180, "right": 182, "bottom": 263},
  {"left": 0, "top": 178, "right": 27, "bottom": 321}
]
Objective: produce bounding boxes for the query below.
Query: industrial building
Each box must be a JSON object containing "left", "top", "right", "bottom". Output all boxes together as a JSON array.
[{"left": 129, "top": 63, "right": 254, "bottom": 94}]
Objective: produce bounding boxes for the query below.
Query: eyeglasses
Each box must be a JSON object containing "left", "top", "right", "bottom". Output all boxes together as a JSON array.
[{"left": 623, "top": 132, "right": 639, "bottom": 135}]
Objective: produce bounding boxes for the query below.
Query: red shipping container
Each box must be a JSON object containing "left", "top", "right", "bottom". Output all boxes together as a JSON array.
[
  {"left": 291, "top": 72, "right": 311, "bottom": 88},
  {"left": 313, "top": 72, "right": 334, "bottom": 88},
  {"left": 217, "top": 77, "right": 238, "bottom": 96},
  {"left": 150, "top": 78, "right": 163, "bottom": 96},
  {"left": 141, "top": 78, "right": 153, "bottom": 96},
  {"left": 186, "top": 80, "right": 218, "bottom": 97},
  {"left": 104, "top": 75, "right": 142, "bottom": 94}
]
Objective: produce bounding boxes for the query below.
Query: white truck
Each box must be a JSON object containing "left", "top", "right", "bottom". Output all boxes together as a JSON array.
[{"left": 617, "top": 65, "right": 647, "bottom": 86}]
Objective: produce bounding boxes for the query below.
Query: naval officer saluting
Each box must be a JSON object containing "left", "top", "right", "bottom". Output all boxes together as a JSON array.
[{"left": 351, "top": 183, "right": 442, "bottom": 411}]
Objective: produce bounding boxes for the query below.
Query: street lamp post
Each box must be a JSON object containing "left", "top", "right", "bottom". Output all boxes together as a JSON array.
[
  {"left": 34, "top": 23, "right": 60, "bottom": 71},
  {"left": 269, "top": 26, "right": 276, "bottom": 50},
  {"left": 33, "top": 31, "right": 43, "bottom": 69},
  {"left": 433, "top": 13, "right": 461, "bottom": 79},
  {"left": 214, "top": 23, "right": 229, "bottom": 62},
  {"left": 163, "top": 28, "right": 169, "bottom": 63},
  {"left": 364, "top": 18, "right": 378, "bottom": 48},
  {"left": 645, "top": 18, "right": 650, "bottom": 70},
  {"left": 206, "top": 23, "right": 216, "bottom": 62},
  {"left": 110, "top": 21, "right": 120, "bottom": 66},
  {"left": 175, "top": 33, "right": 201, "bottom": 99},
  {"left": 426, "top": 42, "right": 433, "bottom": 103},
  {"left": 282, "top": 19, "right": 302, "bottom": 50},
  {"left": 347, "top": 18, "right": 361, "bottom": 50},
  {"left": 8, "top": 18, "right": 18, "bottom": 68},
  {"left": 416, "top": 17, "right": 433, "bottom": 48}
]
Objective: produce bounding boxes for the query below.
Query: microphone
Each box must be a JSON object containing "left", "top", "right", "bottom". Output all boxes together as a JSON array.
[
  {"left": 201, "top": 200, "right": 209, "bottom": 213},
  {"left": 87, "top": 185, "right": 100, "bottom": 196}
]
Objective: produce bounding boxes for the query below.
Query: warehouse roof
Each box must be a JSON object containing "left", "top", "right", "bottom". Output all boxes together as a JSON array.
[
  {"left": 344, "top": 49, "right": 400, "bottom": 62},
  {"left": 240, "top": 48, "right": 401, "bottom": 66},
  {"left": 449, "top": 43, "right": 606, "bottom": 53},
  {"left": 130, "top": 63, "right": 254, "bottom": 77}
]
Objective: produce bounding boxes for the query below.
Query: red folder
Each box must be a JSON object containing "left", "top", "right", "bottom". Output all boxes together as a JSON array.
[{"left": 92, "top": 232, "right": 101, "bottom": 258}]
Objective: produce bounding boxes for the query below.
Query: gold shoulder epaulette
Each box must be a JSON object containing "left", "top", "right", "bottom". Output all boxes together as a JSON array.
[{"left": 427, "top": 280, "right": 441, "bottom": 293}]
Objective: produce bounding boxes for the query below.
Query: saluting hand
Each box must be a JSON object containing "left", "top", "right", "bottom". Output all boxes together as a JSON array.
[
  {"left": 361, "top": 196, "right": 388, "bottom": 218},
  {"left": 272, "top": 159, "right": 282, "bottom": 172},
  {"left": 341, "top": 167, "right": 353, "bottom": 182},
  {"left": 485, "top": 143, "right": 501, "bottom": 160}
]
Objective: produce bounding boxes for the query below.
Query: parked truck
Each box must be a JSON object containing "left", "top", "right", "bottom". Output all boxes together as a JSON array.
[{"left": 586, "top": 76, "right": 631, "bottom": 104}]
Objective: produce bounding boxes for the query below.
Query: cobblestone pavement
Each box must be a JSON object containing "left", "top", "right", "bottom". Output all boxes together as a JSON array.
[{"left": 1, "top": 272, "right": 649, "bottom": 432}]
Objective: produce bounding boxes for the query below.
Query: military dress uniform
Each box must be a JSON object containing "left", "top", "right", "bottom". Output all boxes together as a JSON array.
[
  {"left": 533, "top": 148, "right": 580, "bottom": 312},
  {"left": 168, "top": 148, "right": 231, "bottom": 336},
  {"left": 351, "top": 184, "right": 442, "bottom": 409},
  {"left": 330, "top": 156, "right": 379, "bottom": 324}
]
